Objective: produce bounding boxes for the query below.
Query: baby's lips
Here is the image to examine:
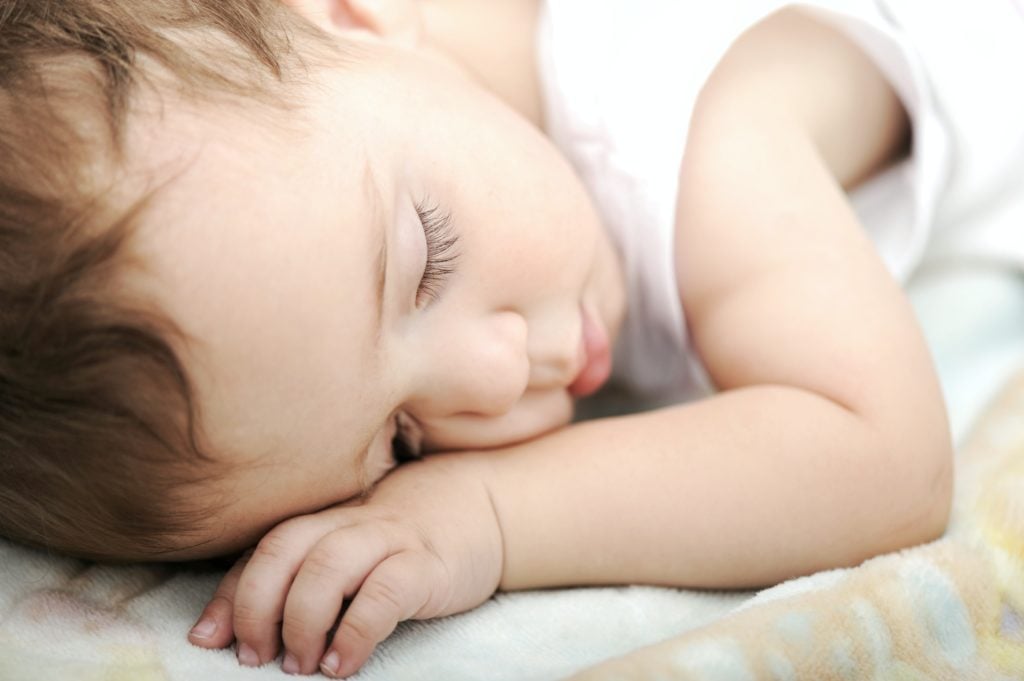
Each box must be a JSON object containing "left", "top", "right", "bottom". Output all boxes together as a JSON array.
[{"left": 568, "top": 304, "right": 611, "bottom": 398}]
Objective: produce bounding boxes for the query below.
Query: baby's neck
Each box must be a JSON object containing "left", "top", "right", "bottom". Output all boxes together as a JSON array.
[{"left": 419, "top": 0, "right": 544, "bottom": 128}]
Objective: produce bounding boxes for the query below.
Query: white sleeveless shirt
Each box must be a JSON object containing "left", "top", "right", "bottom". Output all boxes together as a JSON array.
[{"left": 536, "top": 0, "right": 1024, "bottom": 408}]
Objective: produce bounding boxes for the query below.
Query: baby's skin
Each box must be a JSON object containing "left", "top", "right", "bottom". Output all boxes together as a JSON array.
[{"left": 125, "top": 0, "right": 956, "bottom": 676}]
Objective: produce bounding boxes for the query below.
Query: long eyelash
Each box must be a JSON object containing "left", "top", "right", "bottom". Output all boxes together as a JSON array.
[{"left": 415, "top": 199, "right": 459, "bottom": 304}]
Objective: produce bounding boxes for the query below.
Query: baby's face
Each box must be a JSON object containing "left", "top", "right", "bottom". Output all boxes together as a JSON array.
[{"left": 129, "top": 36, "right": 625, "bottom": 556}]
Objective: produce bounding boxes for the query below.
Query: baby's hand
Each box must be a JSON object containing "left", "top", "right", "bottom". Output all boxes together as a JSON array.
[{"left": 187, "top": 455, "right": 504, "bottom": 678}]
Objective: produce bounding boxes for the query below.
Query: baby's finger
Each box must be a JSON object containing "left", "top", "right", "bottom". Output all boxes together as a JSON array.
[
  {"left": 188, "top": 550, "right": 250, "bottom": 649},
  {"left": 320, "top": 552, "right": 433, "bottom": 679},
  {"left": 280, "top": 525, "right": 391, "bottom": 675},
  {"left": 232, "top": 522, "right": 332, "bottom": 667}
]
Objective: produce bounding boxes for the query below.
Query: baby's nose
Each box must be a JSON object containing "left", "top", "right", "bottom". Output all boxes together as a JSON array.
[
  {"left": 416, "top": 311, "right": 530, "bottom": 417},
  {"left": 523, "top": 306, "right": 582, "bottom": 390},
  {"left": 527, "top": 333, "right": 582, "bottom": 390}
]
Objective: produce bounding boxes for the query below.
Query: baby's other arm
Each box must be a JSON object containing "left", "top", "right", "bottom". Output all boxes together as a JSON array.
[{"left": 486, "top": 6, "right": 953, "bottom": 590}]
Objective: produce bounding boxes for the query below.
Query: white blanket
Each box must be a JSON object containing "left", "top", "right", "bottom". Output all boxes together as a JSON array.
[{"left": 2, "top": 265, "right": 1022, "bottom": 681}]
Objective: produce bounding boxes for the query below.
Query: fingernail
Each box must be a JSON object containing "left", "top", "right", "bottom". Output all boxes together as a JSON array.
[
  {"left": 237, "top": 642, "right": 260, "bottom": 667},
  {"left": 320, "top": 650, "right": 341, "bottom": 677},
  {"left": 282, "top": 652, "right": 300, "bottom": 675},
  {"left": 189, "top": 618, "right": 217, "bottom": 640}
]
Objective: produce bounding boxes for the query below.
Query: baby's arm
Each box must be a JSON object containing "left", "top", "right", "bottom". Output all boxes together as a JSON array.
[{"left": 492, "top": 6, "right": 952, "bottom": 590}]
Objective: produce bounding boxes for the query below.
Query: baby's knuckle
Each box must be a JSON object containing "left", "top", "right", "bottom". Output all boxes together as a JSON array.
[
  {"left": 361, "top": 578, "right": 407, "bottom": 615},
  {"left": 273, "top": 514, "right": 313, "bottom": 535},
  {"left": 282, "top": 610, "right": 323, "bottom": 642},
  {"left": 304, "top": 545, "right": 345, "bottom": 581},
  {"left": 232, "top": 602, "right": 265, "bottom": 629},
  {"left": 251, "top": 531, "right": 291, "bottom": 563},
  {"left": 339, "top": 610, "right": 380, "bottom": 646}
]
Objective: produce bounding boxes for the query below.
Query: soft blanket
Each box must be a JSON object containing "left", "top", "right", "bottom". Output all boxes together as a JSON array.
[{"left": 1, "top": 267, "right": 1023, "bottom": 681}]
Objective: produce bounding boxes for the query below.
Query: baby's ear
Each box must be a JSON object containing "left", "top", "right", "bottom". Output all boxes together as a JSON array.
[{"left": 284, "top": 0, "right": 421, "bottom": 48}]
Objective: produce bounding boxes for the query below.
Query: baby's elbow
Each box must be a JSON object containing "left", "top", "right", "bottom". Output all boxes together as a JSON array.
[
  {"left": 886, "top": 426, "right": 954, "bottom": 551},
  {"left": 912, "top": 443, "right": 954, "bottom": 544}
]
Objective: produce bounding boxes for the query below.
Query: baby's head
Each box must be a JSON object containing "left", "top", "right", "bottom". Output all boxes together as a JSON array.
[{"left": 0, "top": 0, "right": 624, "bottom": 562}]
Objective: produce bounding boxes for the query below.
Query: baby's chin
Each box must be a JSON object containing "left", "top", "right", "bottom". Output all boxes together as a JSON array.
[{"left": 420, "top": 395, "right": 576, "bottom": 453}]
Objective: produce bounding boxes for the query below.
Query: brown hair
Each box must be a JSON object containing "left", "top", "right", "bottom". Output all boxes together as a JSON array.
[{"left": 0, "top": 0, "right": 324, "bottom": 561}]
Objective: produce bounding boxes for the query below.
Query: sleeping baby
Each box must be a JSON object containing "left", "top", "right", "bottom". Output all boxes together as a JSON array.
[{"left": 5, "top": 0, "right": 1017, "bottom": 677}]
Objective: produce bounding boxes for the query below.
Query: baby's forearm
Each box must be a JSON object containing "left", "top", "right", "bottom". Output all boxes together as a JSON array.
[
  {"left": 468, "top": 6, "right": 953, "bottom": 596},
  {"left": 481, "top": 387, "right": 949, "bottom": 591}
]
